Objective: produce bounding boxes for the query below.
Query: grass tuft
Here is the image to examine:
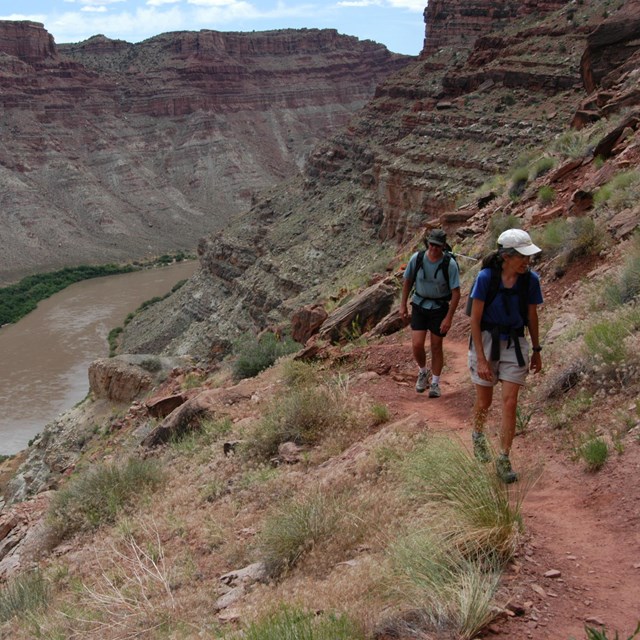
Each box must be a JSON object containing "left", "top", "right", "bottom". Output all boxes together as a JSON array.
[
  {"left": 0, "top": 570, "right": 50, "bottom": 623},
  {"left": 47, "top": 458, "right": 164, "bottom": 539},
  {"left": 233, "top": 332, "right": 300, "bottom": 380},
  {"left": 226, "top": 604, "right": 365, "bottom": 640}
]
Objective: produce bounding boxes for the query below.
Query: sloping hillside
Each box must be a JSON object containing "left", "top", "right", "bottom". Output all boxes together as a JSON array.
[{"left": 1, "top": 0, "right": 640, "bottom": 638}]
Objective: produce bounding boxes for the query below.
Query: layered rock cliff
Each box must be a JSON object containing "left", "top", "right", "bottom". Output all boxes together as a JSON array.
[
  {"left": 121, "top": 0, "right": 614, "bottom": 360},
  {"left": 0, "top": 22, "right": 409, "bottom": 284}
]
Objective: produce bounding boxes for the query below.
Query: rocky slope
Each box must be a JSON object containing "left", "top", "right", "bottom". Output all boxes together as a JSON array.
[
  {"left": 119, "top": 0, "right": 620, "bottom": 361},
  {"left": 0, "top": 22, "right": 409, "bottom": 284}
]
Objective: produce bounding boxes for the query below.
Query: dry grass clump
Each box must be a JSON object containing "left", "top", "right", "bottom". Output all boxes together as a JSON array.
[
  {"left": 47, "top": 457, "right": 164, "bottom": 540},
  {"left": 537, "top": 217, "right": 601, "bottom": 273},
  {"left": 0, "top": 570, "right": 50, "bottom": 625},
  {"left": 385, "top": 435, "right": 540, "bottom": 639},
  {"left": 258, "top": 487, "right": 363, "bottom": 579},
  {"left": 242, "top": 372, "right": 360, "bottom": 461},
  {"left": 224, "top": 604, "right": 365, "bottom": 640}
]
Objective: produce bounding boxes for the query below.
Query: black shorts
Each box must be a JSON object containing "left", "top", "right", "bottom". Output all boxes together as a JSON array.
[{"left": 410, "top": 303, "right": 449, "bottom": 336}]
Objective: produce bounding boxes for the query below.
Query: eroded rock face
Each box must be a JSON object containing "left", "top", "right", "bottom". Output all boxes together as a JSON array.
[{"left": 0, "top": 22, "right": 410, "bottom": 284}]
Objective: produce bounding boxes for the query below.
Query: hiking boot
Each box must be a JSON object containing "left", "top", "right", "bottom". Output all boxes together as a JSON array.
[
  {"left": 496, "top": 454, "right": 518, "bottom": 484},
  {"left": 428, "top": 382, "right": 441, "bottom": 398},
  {"left": 472, "top": 431, "right": 490, "bottom": 463},
  {"left": 415, "top": 370, "right": 429, "bottom": 393}
]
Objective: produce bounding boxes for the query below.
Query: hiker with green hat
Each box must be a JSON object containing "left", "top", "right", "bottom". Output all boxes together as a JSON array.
[
  {"left": 401, "top": 228, "right": 461, "bottom": 398},
  {"left": 467, "top": 228, "right": 543, "bottom": 483}
]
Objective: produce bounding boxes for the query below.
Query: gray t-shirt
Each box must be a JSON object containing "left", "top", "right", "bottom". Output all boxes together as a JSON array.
[{"left": 404, "top": 251, "right": 460, "bottom": 310}]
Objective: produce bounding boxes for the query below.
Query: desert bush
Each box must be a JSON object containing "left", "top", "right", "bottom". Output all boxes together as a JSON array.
[
  {"left": 508, "top": 166, "right": 530, "bottom": 199},
  {"left": 578, "top": 433, "right": 609, "bottom": 472},
  {"left": 537, "top": 185, "right": 556, "bottom": 205},
  {"left": 594, "top": 170, "right": 640, "bottom": 213},
  {"left": 227, "top": 605, "right": 364, "bottom": 640},
  {"left": 47, "top": 458, "right": 164, "bottom": 539},
  {"left": 0, "top": 570, "right": 50, "bottom": 623},
  {"left": 244, "top": 383, "right": 354, "bottom": 460},
  {"left": 259, "top": 489, "right": 345, "bottom": 577},
  {"left": 233, "top": 332, "right": 300, "bottom": 380},
  {"left": 370, "top": 403, "right": 391, "bottom": 425},
  {"left": 539, "top": 217, "right": 601, "bottom": 269},
  {"left": 532, "top": 156, "right": 555, "bottom": 178},
  {"left": 169, "top": 416, "right": 232, "bottom": 455},
  {"left": 552, "top": 129, "right": 591, "bottom": 159},
  {"left": 389, "top": 530, "right": 501, "bottom": 640},
  {"left": 488, "top": 213, "right": 522, "bottom": 247},
  {"left": 545, "top": 389, "right": 593, "bottom": 430},
  {"left": 583, "top": 315, "right": 634, "bottom": 365},
  {"left": 604, "top": 232, "right": 640, "bottom": 307},
  {"left": 281, "top": 360, "right": 324, "bottom": 388},
  {"left": 402, "top": 436, "right": 534, "bottom": 561}
]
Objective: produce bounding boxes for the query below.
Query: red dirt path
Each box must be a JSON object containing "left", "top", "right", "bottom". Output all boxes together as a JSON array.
[{"left": 350, "top": 329, "right": 640, "bottom": 640}]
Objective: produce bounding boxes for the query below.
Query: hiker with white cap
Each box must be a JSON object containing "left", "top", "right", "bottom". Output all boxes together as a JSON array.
[{"left": 467, "top": 228, "right": 543, "bottom": 483}]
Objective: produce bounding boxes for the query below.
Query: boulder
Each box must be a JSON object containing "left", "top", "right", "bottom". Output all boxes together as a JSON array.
[{"left": 290, "top": 304, "right": 328, "bottom": 344}]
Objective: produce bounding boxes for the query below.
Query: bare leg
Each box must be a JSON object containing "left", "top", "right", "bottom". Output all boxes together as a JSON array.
[
  {"left": 473, "top": 384, "right": 493, "bottom": 434},
  {"left": 411, "top": 330, "right": 428, "bottom": 369},
  {"left": 430, "top": 333, "right": 444, "bottom": 376},
  {"left": 500, "top": 380, "right": 521, "bottom": 455}
]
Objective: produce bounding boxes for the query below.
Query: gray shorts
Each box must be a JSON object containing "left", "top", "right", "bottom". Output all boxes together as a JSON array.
[{"left": 468, "top": 330, "right": 530, "bottom": 387}]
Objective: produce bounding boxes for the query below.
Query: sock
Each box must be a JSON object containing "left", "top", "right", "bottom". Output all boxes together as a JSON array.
[
  {"left": 419, "top": 367, "right": 428, "bottom": 374},
  {"left": 431, "top": 375, "right": 440, "bottom": 384}
]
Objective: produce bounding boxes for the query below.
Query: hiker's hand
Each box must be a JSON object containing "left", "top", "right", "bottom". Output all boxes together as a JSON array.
[
  {"left": 477, "top": 359, "right": 493, "bottom": 382},
  {"left": 530, "top": 351, "right": 542, "bottom": 373},
  {"left": 440, "top": 317, "right": 452, "bottom": 335},
  {"left": 400, "top": 305, "right": 409, "bottom": 324}
]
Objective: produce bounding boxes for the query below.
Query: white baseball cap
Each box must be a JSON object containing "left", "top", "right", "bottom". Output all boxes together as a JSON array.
[{"left": 497, "top": 229, "right": 541, "bottom": 256}]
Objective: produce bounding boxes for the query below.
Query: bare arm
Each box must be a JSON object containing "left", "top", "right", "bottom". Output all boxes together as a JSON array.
[
  {"left": 440, "top": 287, "right": 461, "bottom": 334},
  {"left": 528, "top": 303, "right": 542, "bottom": 373},
  {"left": 470, "top": 297, "right": 492, "bottom": 381},
  {"left": 400, "top": 278, "right": 412, "bottom": 323}
]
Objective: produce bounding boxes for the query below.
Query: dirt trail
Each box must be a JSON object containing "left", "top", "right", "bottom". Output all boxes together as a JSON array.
[{"left": 356, "top": 330, "right": 640, "bottom": 639}]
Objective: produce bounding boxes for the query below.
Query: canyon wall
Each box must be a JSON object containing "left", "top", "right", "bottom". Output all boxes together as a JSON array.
[{"left": 0, "top": 22, "right": 410, "bottom": 284}]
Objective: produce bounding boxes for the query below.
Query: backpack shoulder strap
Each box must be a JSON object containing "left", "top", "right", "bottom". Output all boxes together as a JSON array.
[
  {"left": 517, "top": 270, "right": 532, "bottom": 326},
  {"left": 411, "top": 251, "right": 426, "bottom": 289},
  {"left": 434, "top": 253, "right": 451, "bottom": 289},
  {"left": 484, "top": 266, "right": 502, "bottom": 308}
]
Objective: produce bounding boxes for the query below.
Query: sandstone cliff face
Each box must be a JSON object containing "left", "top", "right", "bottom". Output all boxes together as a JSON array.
[
  {"left": 0, "top": 22, "right": 409, "bottom": 284},
  {"left": 120, "top": 0, "right": 635, "bottom": 362}
]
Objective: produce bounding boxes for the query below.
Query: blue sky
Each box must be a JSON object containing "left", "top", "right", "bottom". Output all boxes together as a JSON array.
[{"left": 3, "top": 0, "right": 426, "bottom": 55}]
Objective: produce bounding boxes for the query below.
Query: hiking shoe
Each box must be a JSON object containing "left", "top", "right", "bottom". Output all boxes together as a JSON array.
[
  {"left": 472, "top": 431, "right": 490, "bottom": 463},
  {"left": 428, "top": 382, "right": 441, "bottom": 398},
  {"left": 416, "top": 370, "right": 429, "bottom": 393},
  {"left": 496, "top": 454, "right": 518, "bottom": 484}
]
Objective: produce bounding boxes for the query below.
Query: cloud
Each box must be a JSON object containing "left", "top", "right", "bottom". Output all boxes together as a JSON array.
[
  {"left": 82, "top": 5, "right": 108, "bottom": 11},
  {"left": 337, "top": 0, "right": 381, "bottom": 6},
  {"left": 146, "top": 0, "right": 181, "bottom": 5},
  {"left": 337, "top": 0, "right": 423, "bottom": 10}
]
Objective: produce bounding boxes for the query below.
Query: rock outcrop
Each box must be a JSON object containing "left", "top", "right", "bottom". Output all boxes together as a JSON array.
[{"left": 0, "top": 22, "right": 410, "bottom": 284}]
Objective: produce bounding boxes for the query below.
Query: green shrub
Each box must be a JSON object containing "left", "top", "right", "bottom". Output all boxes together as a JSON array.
[
  {"left": 281, "top": 360, "right": 324, "bottom": 388},
  {"left": 552, "top": 130, "right": 591, "bottom": 159},
  {"left": 233, "top": 332, "right": 300, "bottom": 380},
  {"left": 537, "top": 185, "right": 556, "bottom": 205},
  {"left": 594, "top": 170, "right": 640, "bottom": 212},
  {"left": 0, "top": 570, "right": 50, "bottom": 623},
  {"left": 604, "top": 232, "right": 640, "bottom": 307},
  {"left": 583, "top": 317, "right": 632, "bottom": 365},
  {"left": 532, "top": 157, "right": 555, "bottom": 178},
  {"left": 47, "top": 458, "right": 164, "bottom": 539},
  {"left": 227, "top": 605, "right": 364, "bottom": 640},
  {"left": 244, "top": 385, "right": 353, "bottom": 460},
  {"left": 508, "top": 166, "right": 530, "bottom": 199},
  {"left": 579, "top": 435, "right": 609, "bottom": 472},
  {"left": 488, "top": 214, "right": 521, "bottom": 247},
  {"left": 259, "top": 490, "right": 344, "bottom": 577},
  {"left": 371, "top": 403, "right": 391, "bottom": 425},
  {"left": 539, "top": 217, "right": 601, "bottom": 269}
]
